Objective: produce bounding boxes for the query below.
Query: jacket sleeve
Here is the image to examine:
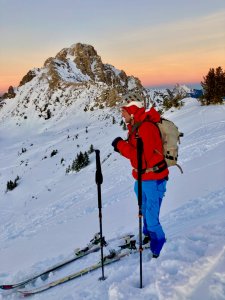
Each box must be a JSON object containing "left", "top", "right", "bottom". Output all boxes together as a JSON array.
[
  {"left": 117, "top": 139, "right": 136, "bottom": 160},
  {"left": 117, "top": 122, "right": 162, "bottom": 169}
]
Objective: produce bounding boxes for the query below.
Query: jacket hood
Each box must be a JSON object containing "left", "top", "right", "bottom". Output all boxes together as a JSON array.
[
  {"left": 144, "top": 107, "right": 161, "bottom": 123},
  {"left": 130, "top": 106, "right": 161, "bottom": 123},
  {"left": 123, "top": 105, "right": 161, "bottom": 127}
]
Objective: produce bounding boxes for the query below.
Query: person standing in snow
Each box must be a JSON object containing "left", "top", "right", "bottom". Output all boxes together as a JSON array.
[{"left": 111, "top": 93, "right": 169, "bottom": 258}]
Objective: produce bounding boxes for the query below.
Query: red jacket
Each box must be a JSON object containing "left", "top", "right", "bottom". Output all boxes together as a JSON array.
[{"left": 117, "top": 107, "right": 169, "bottom": 180}]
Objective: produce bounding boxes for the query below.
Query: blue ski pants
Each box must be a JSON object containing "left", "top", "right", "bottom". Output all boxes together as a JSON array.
[{"left": 134, "top": 179, "right": 167, "bottom": 256}]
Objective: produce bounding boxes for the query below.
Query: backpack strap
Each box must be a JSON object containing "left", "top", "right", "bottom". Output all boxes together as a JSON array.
[
  {"left": 134, "top": 118, "right": 164, "bottom": 157},
  {"left": 131, "top": 121, "right": 143, "bottom": 136}
]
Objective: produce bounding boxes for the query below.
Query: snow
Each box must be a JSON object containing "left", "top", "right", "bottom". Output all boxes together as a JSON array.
[
  {"left": 56, "top": 58, "right": 91, "bottom": 83},
  {"left": 0, "top": 96, "right": 225, "bottom": 300},
  {"left": 127, "top": 77, "right": 137, "bottom": 90}
]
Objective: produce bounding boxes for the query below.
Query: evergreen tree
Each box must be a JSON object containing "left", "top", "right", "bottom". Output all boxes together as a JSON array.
[
  {"left": 83, "top": 151, "right": 89, "bottom": 167},
  {"left": 77, "top": 152, "right": 85, "bottom": 169},
  {"left": 7, "top": 176, "right": 20, "bottom": 191},
  {"left": 215, "top": 67, "right": 225, "bottom": 102},
  {"left": 69, "top": 151, "right": 90, "bottom": 172},
  {"left": 201, "top": 68, "right": 216, "bottom": 105},
  {"left": 201, "top": 66, "right": 225, "bottom": 105},
  {"left": 88, "top": 144, "right": 94, "bottom": 154},
  {"left": 51, "top": 149, "right": 58, "bottom": 157}
]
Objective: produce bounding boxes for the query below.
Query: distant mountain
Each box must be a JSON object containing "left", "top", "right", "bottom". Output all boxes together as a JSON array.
[
  {"left": 147, "top": 84, "right": 203, "bottom": 110},
  {"left": 1, "top": 43, "right": 147, "bottom": 121}
]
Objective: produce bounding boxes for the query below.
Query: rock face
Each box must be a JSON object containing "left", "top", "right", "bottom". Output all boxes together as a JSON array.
[
  {"left": 2, "top": 86, "right": 16, "bottom": 99},
  {"left": 3, "top": 43, "right": 147, "bottom": 119},
  {"left": 19, "top": 70, "right": 38, "bottom": 87},
  {"left": 54, "top": 43, "right": 132, "bottom": 86}
]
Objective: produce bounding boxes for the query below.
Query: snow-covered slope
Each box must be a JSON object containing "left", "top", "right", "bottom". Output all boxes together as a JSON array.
[{"left": 0, "top": 91, "right": 225, "bottom": 300}]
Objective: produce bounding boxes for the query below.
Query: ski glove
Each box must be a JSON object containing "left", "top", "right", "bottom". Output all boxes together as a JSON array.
[{"left": 112, "top": 137, "right": 123, "bottom": 152}]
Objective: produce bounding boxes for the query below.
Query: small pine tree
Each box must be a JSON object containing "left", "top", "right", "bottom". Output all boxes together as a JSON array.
[
  {"left": 51, "top": 150, "right": 58, "bottom": 157},
  {"left": 120, "top": 120, "right": 124, "bottom": 126},
  {"left": 22, "top": 148, "right": 27, "bottom": 153},
  {"left": 71, "top": 157, "right": 79, "bottom": 172},
  {"left": 77, "top": 152, "right": 84, "bottom": 169},
  {"left": 112, "top": 116, "right": 116, "bottom": 124},
  {"left": 67, "top": 151, "right": 90, "bottom": 173},
  {"left": 123, "top": 122, "right": 127, "bottom": 130},
  {"left": 88, "top": 144, "right": 94, "bottom": 154},
  {"left": 7, "top": 176, "right": 20, "bottom": 191},
  {"left": 83, "top": 151, "right": 89, "bottom": 167}
]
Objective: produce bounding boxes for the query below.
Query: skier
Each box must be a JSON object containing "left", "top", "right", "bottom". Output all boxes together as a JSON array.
[{"left": 112, "top": 95, "right": 169, "bottom": 258}]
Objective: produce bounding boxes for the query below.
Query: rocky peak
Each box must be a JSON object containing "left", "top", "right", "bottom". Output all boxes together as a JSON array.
[
  {"left": 2, "top": 86, "right": 16, "bottom": 99},
  {"left": 56, "top": 43, "right": 99, "bottom": 81},
  {"left": 44, "top": 43, "right": 142, "bottom": 90},
  {"left": 2, "top": 43, "right": 147, "bottom": 120},
  {"left": 42, "top": 43, "right": 105, "bottom": 86}
]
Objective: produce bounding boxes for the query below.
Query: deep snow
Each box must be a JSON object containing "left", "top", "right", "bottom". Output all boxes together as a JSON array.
[{"left": 0, "top": 98, "right": 225, "bottom": 300}]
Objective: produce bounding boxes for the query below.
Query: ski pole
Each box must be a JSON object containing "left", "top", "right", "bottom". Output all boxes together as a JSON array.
[
  {"left": 95, "top": 149, "right": 106, "bottom": 281},
  {"left": 136, "top": 137, "right": 143, "bottom": 288}
]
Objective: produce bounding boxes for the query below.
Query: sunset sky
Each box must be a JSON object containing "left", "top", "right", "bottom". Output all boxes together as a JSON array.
[{"left": 0, "top": 0, "right": 225, "bottom": 93}]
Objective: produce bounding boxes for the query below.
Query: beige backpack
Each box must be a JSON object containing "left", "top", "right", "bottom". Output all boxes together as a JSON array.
[
  {"left": 132, "top": 117, "right": 184, "bottom": 173},
  {"left": 157, "top": 118, "right": 183, "bottom": 173}
]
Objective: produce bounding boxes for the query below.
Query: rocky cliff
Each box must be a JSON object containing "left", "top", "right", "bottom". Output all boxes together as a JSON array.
[{"left": 1, "top": 43, "right": 147, "bottom": 120}]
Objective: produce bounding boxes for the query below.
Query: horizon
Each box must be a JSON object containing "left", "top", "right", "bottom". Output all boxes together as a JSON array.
[
  {"left": 0, "top": 82, "right": 202, "bottom": 96},
  {"left": 146, "top": 82, "right": 202, "bottom": 90},
  {"left": 0, "top": 0, "right": 225, "bottom": 93}
]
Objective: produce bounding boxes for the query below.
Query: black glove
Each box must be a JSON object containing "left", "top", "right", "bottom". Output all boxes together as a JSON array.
[{"left": 112, "top": 137, "right": 123, "bottom": 152}]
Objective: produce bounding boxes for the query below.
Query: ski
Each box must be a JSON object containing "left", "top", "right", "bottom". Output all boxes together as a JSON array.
[
  {"left": 0, "top": 233, "right": 133, "bottom": 290},
  {"left": 18, "top": 244, "right": 149, "bottom": 296}
]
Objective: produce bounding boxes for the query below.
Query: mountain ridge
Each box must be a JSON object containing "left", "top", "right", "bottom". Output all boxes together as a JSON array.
[{"left": 0, "top": 43, "right": 147, "bottom": 122}]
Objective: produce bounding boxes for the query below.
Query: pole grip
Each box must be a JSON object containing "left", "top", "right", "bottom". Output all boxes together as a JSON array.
[{"left": 95, "top": 150, "right": 103, "bottom": 185}]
